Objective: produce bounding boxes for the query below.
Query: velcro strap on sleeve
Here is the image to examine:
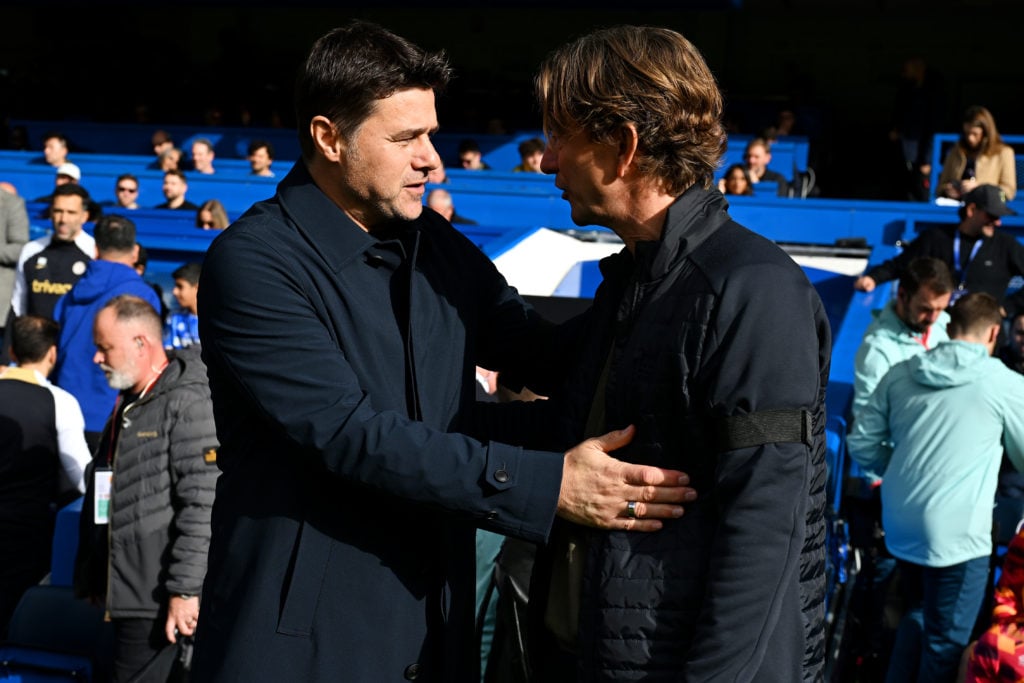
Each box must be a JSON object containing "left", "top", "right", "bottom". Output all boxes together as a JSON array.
[{"left": 714, "top": 408, "right": 813, "bottom": 451}]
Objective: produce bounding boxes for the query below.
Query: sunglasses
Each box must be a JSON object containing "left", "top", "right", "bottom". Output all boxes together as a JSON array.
[{"left": 117, "top": 186, "right": 138, "bottom": 193}]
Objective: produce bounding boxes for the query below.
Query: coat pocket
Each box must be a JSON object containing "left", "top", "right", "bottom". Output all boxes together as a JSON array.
[{"left": 276, "top": 520, "right": 331, "bottom": 637}]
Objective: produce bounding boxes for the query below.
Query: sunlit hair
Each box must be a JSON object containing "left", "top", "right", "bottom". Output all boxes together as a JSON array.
[
  {"left": 960, "top": 105, "right": 1005, "bottom": 157},
  {"left": 948, "top": 292, "right": 1002, "bottom": 338},
  {"left": 196, "top": 199, "right": 229, "bottom": 230},
  {"left": 535, "top": 25, "right": 725, "bottom": 195},
  {"left": 295, "top": 21, "right": 452, "bottom": 160}
]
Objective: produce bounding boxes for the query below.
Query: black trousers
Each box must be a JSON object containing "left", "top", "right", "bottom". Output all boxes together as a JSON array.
[{"left": 112, "top": 617, "right": 177, "bottom": 683}]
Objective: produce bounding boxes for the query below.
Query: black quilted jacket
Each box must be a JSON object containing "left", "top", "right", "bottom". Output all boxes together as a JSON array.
[{"left": 528, "top": 186, "right": 831, "bottom": 682}]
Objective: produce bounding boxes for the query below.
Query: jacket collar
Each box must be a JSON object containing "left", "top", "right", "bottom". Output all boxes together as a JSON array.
[
  {"left": 276, "top": 161, "right": 380, "bottom": 272},
  {"left": 601, "top": 183, "right": 730, "bottom": 285},
  {"left": 276, "top": 161, "right": 429, "bottom": 272}
]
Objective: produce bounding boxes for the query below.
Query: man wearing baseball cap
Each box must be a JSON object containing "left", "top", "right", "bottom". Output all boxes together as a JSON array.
[{"left": 855, "top": 184, "right": 1024, "bottom": 315}]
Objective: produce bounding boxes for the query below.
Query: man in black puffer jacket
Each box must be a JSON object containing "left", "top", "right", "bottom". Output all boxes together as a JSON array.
[
  {"left": 521, "top": 26, "right": 830, "bottom": 682},
  {"left": 75, "top": 294, "right": 219, "bottom": 683}
]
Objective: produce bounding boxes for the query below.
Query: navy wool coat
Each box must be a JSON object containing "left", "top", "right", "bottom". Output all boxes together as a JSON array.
[{"left": 191, "top": 162, "right": 564, "bottom": 682}]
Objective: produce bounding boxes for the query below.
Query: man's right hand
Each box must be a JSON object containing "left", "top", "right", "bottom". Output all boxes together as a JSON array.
[
  {"left": 557, "top": 425, "right": 696, "bottom": 532},
  {"left": 854, "top": 275, "right": 876, "bottom": 292}
]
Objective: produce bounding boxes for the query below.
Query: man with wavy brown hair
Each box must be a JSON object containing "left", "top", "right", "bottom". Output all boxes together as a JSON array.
[{"left": 527, "top": 25, "right": 831, "bottom": 681}]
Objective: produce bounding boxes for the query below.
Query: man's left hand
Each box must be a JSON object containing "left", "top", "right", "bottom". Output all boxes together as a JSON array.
[{"left": 165, "top": 595, "right": 200, "bottom": 643}]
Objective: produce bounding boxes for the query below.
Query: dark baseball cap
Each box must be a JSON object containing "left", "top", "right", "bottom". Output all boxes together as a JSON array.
[{"left": 964, "top": 184, "right": 1017, "bottom": 217}]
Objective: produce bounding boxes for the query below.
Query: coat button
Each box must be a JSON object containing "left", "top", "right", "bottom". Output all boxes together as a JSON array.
[
  {"left": 404, "top": 663, "right": 420, "bottom": 680},
  {"left": 485, "top": 510, "right": 498, "bottom": 520},
  {"left": 494, "top": 469, "right": 509, "bottom": 483}
]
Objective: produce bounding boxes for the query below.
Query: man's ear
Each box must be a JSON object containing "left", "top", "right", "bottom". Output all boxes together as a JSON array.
[
  {"left": 617, "top": 123, "right": 640, "bottom": 178},
  {"left": 310, "top": 116, "right": 343, "bottom": 162},
  {"left": 46, "top": 345, "right": 57, "bottom": 367},
  {"left": 988, "top": 323, "right": 1001, "bottom": 346}
]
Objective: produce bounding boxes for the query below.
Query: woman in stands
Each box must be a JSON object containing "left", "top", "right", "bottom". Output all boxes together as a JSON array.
[
  {"left": 938, "top": 105, "right": 1017, "bottom": 200},
  {"left": 718, "top": 163, "right": 755, "bottom": 196},
  {"left": 196, "top": 199, "right": 229, "bottom": 230}
]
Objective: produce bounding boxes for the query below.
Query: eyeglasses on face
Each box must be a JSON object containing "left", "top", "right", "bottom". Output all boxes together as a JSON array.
[{"left": 117, "top": 186, "right": 138, "bottom": 193}]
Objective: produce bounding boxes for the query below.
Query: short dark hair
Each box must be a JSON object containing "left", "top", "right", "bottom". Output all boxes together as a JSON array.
[
  {"left": 42, "top": 131, "right": 67, "bottom": 147},
  {"left": 458, "top": 139, "right": 481, "bottom": 155},
  {"left": 192, "top": 138, "right": 214, "bottom": 153},
  {"left": 899, "top": 256, "right": 954, "bottom": 297},
  {"left": 164, "top": 169, "right": 187, "bottom": 183},
  {"left": 116, "top": 173, "right": 138, "bottom": 187},
  {"left": 517, "top": 137, "right": 545, "bottom": 158},
  {"left": 294, "top": 21, "right": 452, "bottom": 160},
  {"left": 247, "top": 139, "right": 275, "bottom": 159},
  {"left": 51, "top": 183, "right": 90, "bottom": 205},
  {"left": 948, "top": 292, "right": 1003, "bottom": 338},
  {"left": 172, "top": 262, "right": 202, "bottom": 285},
  {"left": 11, "top": 315, "right": 59, "bottom": 364},
  {"left": 94, "top": 214, "right": 137, "bottom": 254}
]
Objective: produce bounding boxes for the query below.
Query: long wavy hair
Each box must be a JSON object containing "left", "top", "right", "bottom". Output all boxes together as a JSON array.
[{"left": 535, "top": 25, "right": 726, "bottom": 196}]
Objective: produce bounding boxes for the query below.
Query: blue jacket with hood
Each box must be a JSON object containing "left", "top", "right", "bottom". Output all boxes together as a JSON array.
[{"left": 53, "top": 260, "right": 162, "bottom": 433}]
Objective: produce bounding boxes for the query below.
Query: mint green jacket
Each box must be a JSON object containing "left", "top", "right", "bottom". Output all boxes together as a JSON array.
[
  {"left": 852, "top": 300, "right": 950, "bottom": 418},
  {"left": 849, "top": 340, "right": 1024, "bottom": 566}
]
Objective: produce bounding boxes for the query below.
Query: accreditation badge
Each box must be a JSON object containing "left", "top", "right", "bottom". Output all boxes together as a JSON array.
[{"left": 93, "top": 468, "right": 113, "bottom": 525}]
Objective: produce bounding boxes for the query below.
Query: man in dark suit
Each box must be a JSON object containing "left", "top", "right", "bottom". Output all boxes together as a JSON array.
[{"left": 191, "top": 21, "right": 695, "bottom": 682}]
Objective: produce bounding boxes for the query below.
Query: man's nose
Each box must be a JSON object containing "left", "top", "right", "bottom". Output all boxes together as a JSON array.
[
  {"left": 540, "top": 145, "right": 558, "bottom": 175},
  {"left": 414, "top": 137, "right": 439, "bottom": 171}
]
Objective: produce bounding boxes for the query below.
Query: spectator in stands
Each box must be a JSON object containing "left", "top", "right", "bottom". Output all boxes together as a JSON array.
[
  {"left": 998, "top": 312, "right": 1024, "bottom": 375},
  {"left": 854, "top": 185, "right": 1024, "bottom": 316},
  {"left": 74, "top": 295, "right": 220, "bottom": 683},
  {"left": 111, "top": 173, "right": 140, "bottom": 209},
  {"left": 158, "top": 146, "right": 182, "bottom": 172},
  {"left": 151, "top": 129, "right": 174, "bottom": 158},
  {"left": 743, "top": 137, "right": 789, "bottom": 196},
  {"left": 52, "top": 214, "right": 161, "bottom": 449},
  {"left": 190, "top": 138, "right": 216, "bottom": 175},
  {"left": 849, "top": 292, "right": 1024, "bottom": 683},
  {"left": 40, "top": 131, "right": 69, "bottom": 168},
  {"left": 458, "top": 138, "right": 490, "bottom": 170},
  {"left": 196, "top": 199, "right": 229, "bottom": 230},
  {"left": 426, "top": 188, "right": 476, "bottom": 225},
  {"left": 526, "top": 24, "right": 828, "bottom": 681},
  {"left": 191, "top": 21, "right": 693, "bottom": 682},
  {"left": 512, "top": 137, "right": 544, "bottom": 173},
  {"left": 31, "top": 162, "right": 83, "bottom": 206},
  {"left": 717, "top": 163, "right": 755, "bottom": 196},
  {"left": 0, "top": 184, "right": 29, "bottom": 353},
  {"left": 156, "top": 170, "right": 199, "bottom": 211},
  {"left": 964, "top": 528, "right": 1024, "bottom": 681},
  {"left": 165, "top": 262, "right": 201, "bottom": 350},
  {"left": 247, "top": 139, "right": 276, "bottom": 177},
  {"left": 10, "top": 184, "right": 95, "bottom": 320},
  {"left": 853, "top": 257, "right": 953, "bottom": 415},
  {"left": 938, "top": 106, "right": 1017, "bottom": 201},
  {"left": 0, "top": 315, "right": 91, "bottom": 640}
]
